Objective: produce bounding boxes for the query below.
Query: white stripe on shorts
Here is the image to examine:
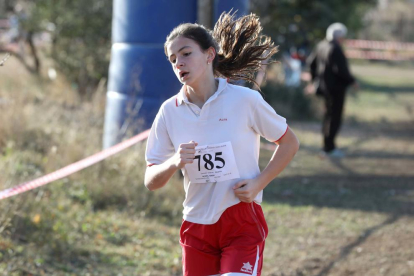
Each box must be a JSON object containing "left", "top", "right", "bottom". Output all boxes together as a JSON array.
[{"left": 221, "top": 245, "right": 260, "bottom": 276}]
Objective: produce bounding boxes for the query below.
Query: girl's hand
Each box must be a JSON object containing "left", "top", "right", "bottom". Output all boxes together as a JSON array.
[
  {"left": 172, "top": 141, "right": 198, "bottom": 169},
  {"left": 304, "top": 83, "right": 316, "bottom": 95},
  {"left": 233, "top": 179, "right": 262, "bottom": 203}
]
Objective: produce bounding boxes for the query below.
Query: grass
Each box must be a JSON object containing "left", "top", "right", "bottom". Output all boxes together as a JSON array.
[
  {"left": 258, "top": 61, "right": 414, "bottom": 276},
  {"left": 0, "top": 57, "right": 413, "bottom": 275}
]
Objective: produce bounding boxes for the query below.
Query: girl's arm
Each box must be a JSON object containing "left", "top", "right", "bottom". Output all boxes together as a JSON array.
[
  {"left": 233, "top": 128, "right": 299, "bottom": 202},
  {"left": 145, "top": 141, "right": 197, "bottom": 191}
]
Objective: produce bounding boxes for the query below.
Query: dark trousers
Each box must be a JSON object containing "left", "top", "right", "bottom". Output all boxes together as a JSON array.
[{"left": 322, "top": 90, "right": 346, "bottom": 152}]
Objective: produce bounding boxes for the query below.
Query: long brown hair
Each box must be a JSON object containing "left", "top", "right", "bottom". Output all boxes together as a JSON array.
[{"left": 164, "top": 11, "right": 277, "bottom": 85}]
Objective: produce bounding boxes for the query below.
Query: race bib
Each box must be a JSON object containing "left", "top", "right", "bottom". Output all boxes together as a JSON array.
[{"left": 186, "top": 141, "right": 240, "bottom": 183}]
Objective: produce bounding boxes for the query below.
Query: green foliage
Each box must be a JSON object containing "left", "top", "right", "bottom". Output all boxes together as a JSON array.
[
  {"left": 251, "top": 0, "right": 377, "bottom": 51},
  {"left": 23, "top": 0, "right": 112, "bottom": 99},
  {"left": 261, "top": 81, "right": 320, "bottom": 120}
]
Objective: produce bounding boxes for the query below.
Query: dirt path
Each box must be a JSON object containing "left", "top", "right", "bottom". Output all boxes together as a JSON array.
[{"left": 259, "top": 62, "right": 414, "bottom": 276}]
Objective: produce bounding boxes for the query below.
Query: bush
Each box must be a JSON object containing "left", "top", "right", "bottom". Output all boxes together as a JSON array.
[
  {"left": 261, "top": 81, "right": 321, "bottom": 120},
  {"left": 22, "top": 0, "right": 112, "bottom": 100}
]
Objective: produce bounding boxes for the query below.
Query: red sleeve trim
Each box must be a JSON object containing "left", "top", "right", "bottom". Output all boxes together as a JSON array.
[
  {"left": 147, "top": 163, "right": 156, "bottom": 167},
  {"left": 175, "top": 97, "right": 178, "bottom": 107},
  {"left": 273, "top": 125, "right": 289, "bottom": 143}
]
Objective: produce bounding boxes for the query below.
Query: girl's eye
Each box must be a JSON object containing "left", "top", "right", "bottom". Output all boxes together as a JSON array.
[
  {"left": 184, "top": 52, "right": 191, "bottom": 56},
  {"left": 171, "top": 59, "right": 176, "bottom": 64}
]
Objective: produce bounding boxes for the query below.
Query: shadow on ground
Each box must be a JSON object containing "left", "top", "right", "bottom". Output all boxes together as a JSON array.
[
  {"left": 359, "top": 79, "right": 414, "bottom": 94},
  {"left": 264, "top": 174, "right": 414, "bottom": 216}
]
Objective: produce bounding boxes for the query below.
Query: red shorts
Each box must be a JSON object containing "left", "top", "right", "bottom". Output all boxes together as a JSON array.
[{"left": 180, "top": 202, "right": 268, "bottom": 276}]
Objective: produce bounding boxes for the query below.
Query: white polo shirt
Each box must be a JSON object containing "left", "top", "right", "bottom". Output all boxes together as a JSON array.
[{"left": 145, "top": 78, "right": 288, "bottom": 225}]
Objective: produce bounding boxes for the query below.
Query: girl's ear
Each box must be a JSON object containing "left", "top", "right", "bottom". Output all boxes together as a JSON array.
[{"left": 207, "top": 47, "right": 216, "bottom": 64}]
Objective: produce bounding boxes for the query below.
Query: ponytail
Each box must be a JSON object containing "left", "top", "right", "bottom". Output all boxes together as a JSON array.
[
  {"left": 213, "top": 12, "right": 278, "bottom": 85},
  {"left": 165, "top": 11, "right": 277, "bottom": 85}
]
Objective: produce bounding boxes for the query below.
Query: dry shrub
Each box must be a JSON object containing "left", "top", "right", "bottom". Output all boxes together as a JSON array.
[
  {"left": 81, "top": 143, "right": 185, "bottom": 224},
  {"left": 0, "top": 57, "right": 186, "bottom": 274},
  {"left": 0, "top": 100, "right": 27, "bottom": 151}
]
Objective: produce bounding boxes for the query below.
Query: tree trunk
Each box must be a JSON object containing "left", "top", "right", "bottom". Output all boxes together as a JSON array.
[
  {"left": 197, "top": 0, "right": 214, "bottom": 28},
  {"left": 26, "top": 31, "right": 40, "bottom": 73}
]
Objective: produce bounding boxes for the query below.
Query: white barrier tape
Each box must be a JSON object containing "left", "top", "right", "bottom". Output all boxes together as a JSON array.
[
  {"left": 0, "top": 129, "right": 150, "bottom": 201},
  {"left": 0, "top": 52, "right": 11, "bottom": 66},
  {"left": 345, "top": 49, "right": 414, "bottom": 61},
  {"left": 345, "top": 39, "right": 414, "bottom": 51}
]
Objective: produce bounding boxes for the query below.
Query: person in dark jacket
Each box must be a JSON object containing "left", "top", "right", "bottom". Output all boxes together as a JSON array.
[{"left": 307, "top": 22, "right": 358, "bottom": 158}]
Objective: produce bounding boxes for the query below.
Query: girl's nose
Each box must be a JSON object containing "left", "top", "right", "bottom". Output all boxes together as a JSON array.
[{"left": 176, "top": 59, "right": 184, "bottom": 68}]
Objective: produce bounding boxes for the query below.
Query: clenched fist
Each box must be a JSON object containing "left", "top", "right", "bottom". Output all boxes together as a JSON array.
[{"left": 172, "top": 141, "right": 198, "bottom": 169}]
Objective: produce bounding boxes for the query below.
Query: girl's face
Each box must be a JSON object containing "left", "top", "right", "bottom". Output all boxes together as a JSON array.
[{"left": 166, "top": 36, "right": 214, "bottom": 86}]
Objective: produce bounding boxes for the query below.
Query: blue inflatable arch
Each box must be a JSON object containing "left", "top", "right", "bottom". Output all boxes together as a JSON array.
[{"left": 104, "top": 0, "right": 249, "bottom": 148}]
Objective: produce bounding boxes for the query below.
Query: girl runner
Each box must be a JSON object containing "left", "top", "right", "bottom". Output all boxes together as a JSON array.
[{"left": 145, "top": 12, "right": 300, "bottom": 276}]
